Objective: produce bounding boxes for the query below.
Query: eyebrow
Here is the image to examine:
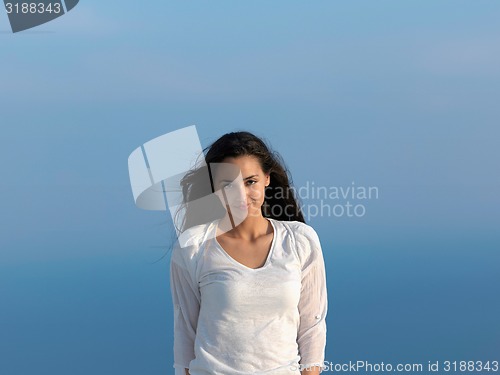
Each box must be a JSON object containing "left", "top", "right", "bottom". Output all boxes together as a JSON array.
[{"left": 219, "top": 175, "right": 258, "bottom": 183}]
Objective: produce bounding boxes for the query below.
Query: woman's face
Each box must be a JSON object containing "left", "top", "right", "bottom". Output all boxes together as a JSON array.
[{"left": 213, "top": 155, "right": 270, "bottom": 220}]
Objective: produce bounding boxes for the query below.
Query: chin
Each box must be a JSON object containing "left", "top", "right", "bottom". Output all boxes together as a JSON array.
[{"left": 246, "top": 207, "right": 263, "bottom": 218}]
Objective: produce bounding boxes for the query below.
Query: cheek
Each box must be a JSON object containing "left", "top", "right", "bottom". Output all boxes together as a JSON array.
[
  {"left": 217, "top": 186, "right": 246, "bottom": 205},
  {"left": 248, "top": 184, "right": 266, "bottom": 200}
]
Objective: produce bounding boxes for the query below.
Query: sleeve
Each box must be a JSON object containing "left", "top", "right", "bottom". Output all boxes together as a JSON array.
[
  {"left": 295, "top": 225, "right": 328, "bottom": 371},
  {"left": 170, "top": 248, "right": 201, "bottom": 375}
]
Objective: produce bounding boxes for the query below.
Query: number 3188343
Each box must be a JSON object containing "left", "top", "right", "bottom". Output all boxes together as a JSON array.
[{"left": 5, "top": 2, "right": 62, "bottom": 14}]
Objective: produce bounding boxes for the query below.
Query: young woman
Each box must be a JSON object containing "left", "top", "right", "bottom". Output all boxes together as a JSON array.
[{"left": 170, "top": 131, "right": 328, "bottom": 375}]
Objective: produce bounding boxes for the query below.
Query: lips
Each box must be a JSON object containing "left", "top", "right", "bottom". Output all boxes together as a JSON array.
[{"left": 229, "top": 201, "right": 249, "bottom": 211}]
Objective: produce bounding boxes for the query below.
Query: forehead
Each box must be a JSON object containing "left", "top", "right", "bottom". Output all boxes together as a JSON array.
[
  {"left": 223, "top": 155, "right": 262, "bottom": 170},
  {"left": 212, "top": 155, "right": 264, "bottom": 180}
]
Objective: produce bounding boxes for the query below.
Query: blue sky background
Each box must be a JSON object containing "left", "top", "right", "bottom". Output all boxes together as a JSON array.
[{"left": 1, "top": 1, "right": 499, "bottom": 374}]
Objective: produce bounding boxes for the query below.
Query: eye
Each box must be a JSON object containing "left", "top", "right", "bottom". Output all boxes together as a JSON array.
[{"left": 245, "top": 180, "right": 257, "bottom": 186}]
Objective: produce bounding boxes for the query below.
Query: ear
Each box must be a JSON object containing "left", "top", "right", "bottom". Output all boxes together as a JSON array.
[{"left": 265, "top": 173, "right": 270, "bottom": 187}]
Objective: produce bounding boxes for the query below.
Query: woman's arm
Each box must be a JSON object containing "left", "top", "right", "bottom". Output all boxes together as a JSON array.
[
  {"left": 301, "top": 366, "right": 321, "bottom": 375},
  {"left": 295, "top": 225, "right": 328, "bottom": 374},
  {"left": 170, "top": 248, "right": 200, "bottom": 375}
]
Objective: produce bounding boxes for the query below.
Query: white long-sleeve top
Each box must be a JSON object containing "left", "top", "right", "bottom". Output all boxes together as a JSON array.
[{"left": 170, "top": 218, "right": 328, "bottom": 375}]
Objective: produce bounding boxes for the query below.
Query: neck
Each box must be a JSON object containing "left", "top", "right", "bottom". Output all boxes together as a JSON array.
[{"left": 218, "top": 212, "right": 270, "bottom": 241}]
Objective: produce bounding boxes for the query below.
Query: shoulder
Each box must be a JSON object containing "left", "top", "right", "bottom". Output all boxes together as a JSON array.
[
  {"left": 271, "top": 219, "right": 322, "bottom": 264},
  {"left": 171, "top": 221, "right": 214, "bottom": 269},
  {"left": 274, "top": 219, "right": 321, "bottom": 245}
]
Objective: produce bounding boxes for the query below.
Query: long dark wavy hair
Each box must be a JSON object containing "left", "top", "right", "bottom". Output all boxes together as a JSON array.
[{"left": 173, "top": 131, "right": 305, "bottom": 234}]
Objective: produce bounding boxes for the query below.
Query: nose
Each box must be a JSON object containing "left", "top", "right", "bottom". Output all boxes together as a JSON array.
[
  {"left": 220, "top": 180, "right": 245, "bottom": 204},
  {"left": 230, "top": 181, "right": 247, "bottom": 205}
]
